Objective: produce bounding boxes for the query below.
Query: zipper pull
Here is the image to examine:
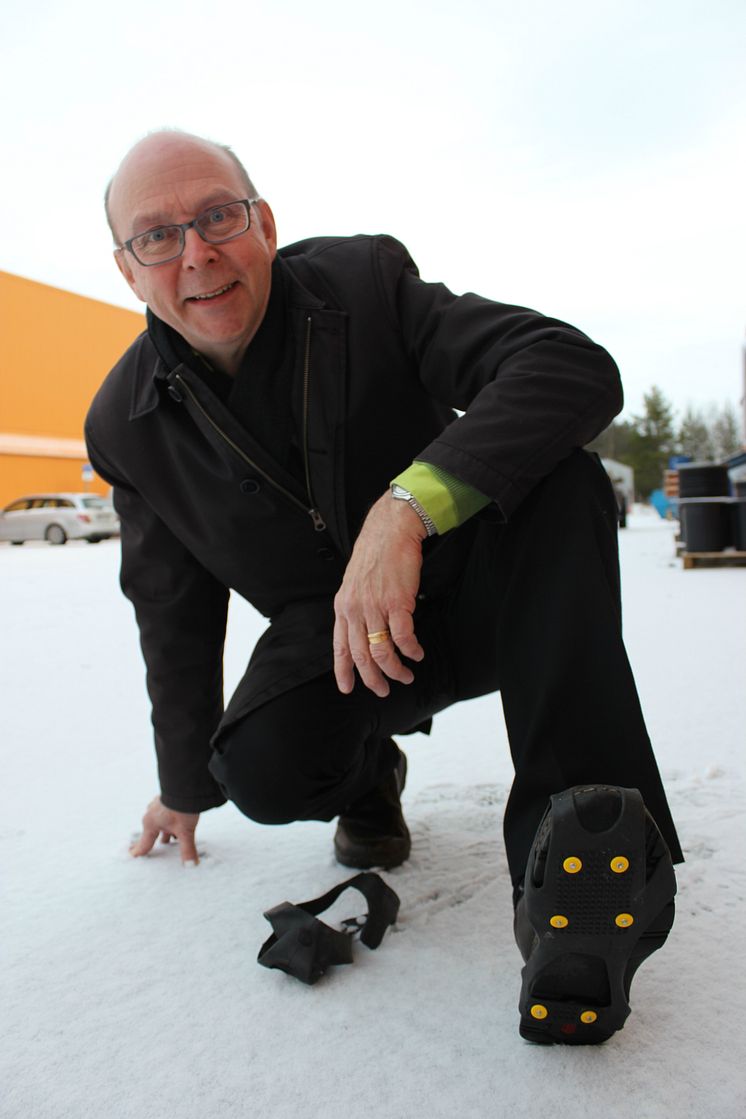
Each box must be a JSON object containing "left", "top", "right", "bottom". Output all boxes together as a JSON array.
[
  {"left": 309, "top": 508, "right": 327, "bottom": 532},
  {"left": 166, "top": 373, "right": 184, "bottom": 403}
]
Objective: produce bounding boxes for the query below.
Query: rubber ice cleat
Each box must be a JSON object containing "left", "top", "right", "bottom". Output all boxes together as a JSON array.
[{"left": 514, "top": 785, "right": 677, "bottom": 1046}]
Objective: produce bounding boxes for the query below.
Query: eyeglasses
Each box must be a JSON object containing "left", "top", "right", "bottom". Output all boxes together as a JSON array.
[{"left": 118, "top": 198, "right": 259, "bottom": 266}]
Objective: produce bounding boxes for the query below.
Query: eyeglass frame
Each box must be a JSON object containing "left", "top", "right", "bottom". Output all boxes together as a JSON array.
[{"left": 116, "top": 197, "right": 261, "bottom": 266}]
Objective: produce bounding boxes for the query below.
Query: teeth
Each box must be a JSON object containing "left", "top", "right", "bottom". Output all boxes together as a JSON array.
[{"left": 191, "top": 283, "right": 233, "bottom": 301}]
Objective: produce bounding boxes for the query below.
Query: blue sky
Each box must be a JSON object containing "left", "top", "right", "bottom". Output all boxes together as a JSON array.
[{"left": 3, "top": 0, "right": 745, "bottom": 422}]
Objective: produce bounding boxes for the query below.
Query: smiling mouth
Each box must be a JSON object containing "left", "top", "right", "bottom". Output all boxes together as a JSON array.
[{"left": 186, "top": 281, "right": 237, "bottom": 302}]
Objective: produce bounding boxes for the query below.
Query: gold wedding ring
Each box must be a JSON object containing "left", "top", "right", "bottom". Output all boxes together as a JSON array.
[{"left": 367, "top": 629, "right": 391, "bottom": 645}]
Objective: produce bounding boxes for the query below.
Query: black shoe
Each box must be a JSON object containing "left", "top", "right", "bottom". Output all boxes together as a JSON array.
[
  {"left": 333, "top": 749, "right": 411, "bottom": 870},
  {"left": 514, "top": 785, "right": 676, "bottom": 1045}
]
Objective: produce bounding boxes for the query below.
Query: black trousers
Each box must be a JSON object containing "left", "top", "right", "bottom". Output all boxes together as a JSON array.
[{"left": 209, "top": 451, "right": 683, "bottom": 885}]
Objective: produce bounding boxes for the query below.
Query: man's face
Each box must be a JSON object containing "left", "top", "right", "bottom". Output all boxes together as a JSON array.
[{"left": 108, "top": 136, "right": 277, "bottom": 370}]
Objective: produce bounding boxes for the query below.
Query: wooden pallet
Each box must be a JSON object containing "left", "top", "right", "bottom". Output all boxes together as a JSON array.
[{"left": 682, "top": 550, "right": 746, "bottom": 570}]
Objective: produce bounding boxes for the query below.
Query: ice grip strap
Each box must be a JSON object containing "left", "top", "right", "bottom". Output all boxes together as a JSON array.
[{"left": 258, "top": 872, "right": 400, "bottom": 985}]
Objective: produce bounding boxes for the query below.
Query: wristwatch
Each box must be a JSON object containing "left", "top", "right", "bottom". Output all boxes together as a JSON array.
[{"left": 390, "top": 483, "right": 438, "bottom": 537}]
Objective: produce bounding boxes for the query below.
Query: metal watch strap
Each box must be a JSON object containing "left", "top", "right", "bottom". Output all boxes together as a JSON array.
[{"left": 390, "top": 483, "right": 438, "bottom": 536}]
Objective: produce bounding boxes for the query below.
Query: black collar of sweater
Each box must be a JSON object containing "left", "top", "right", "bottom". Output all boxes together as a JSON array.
[{"left": 146, "top": 258, "right": 288, "bottom": 403}]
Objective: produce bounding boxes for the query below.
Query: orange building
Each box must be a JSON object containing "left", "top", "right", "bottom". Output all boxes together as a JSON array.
[{"left": 0, "top": 271, "right": 144, "bottom": 506}]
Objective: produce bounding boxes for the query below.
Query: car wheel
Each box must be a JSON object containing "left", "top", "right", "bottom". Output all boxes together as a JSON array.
[
  {"left": 86, "top": 537, "right": 102, "bottom": 544},
  {"left": 45, "top": 524, "right": 67, "bottom": 546}
]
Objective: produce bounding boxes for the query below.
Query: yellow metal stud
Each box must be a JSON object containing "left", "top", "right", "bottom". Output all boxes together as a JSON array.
[
  {"left": 530, "top": 1004, "right": 548, "bottom": 1020},
  {"left": 615, "top": 913, "right": 634, "bottom": 928},
  {"left": 563, "top": 856, "right": 583, "bottom": 874},
  {"left": 610, "top": 856, "right": 630, "bottom": 874},
  {"left": 550, "top": 914, "right": 569, "bottom": 929},
  {"left": 580, "top": 1010, "right": 598, "bottom": 1024}
]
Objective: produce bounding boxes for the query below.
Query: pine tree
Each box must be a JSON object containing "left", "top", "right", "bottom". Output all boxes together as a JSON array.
[
  {"left": 677, "top": 405, "right": 714, "bottom": 461},
  {"left": 627, "top": 386, "right": 676, "bottom": 498},
  {"left": 710, "top": 401, "right": 742, "bottom": 460},
  {"left": 587, "top": 389, "right": 743, "bottom": 500}
]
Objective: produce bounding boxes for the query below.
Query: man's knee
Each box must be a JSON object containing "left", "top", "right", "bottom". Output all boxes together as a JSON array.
[
  {"left": 508, "top": 449, "right": 617, "bottom": 543},
  {"left": 208, "top": 732, "right": 310, "bottom": 825},
  {"left": 547, "top": 449, "right": 615, "bottom": 511}
]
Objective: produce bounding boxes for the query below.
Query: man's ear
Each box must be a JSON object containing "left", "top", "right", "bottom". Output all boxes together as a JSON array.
[
  {"left": 114, "top": 249, "right": 146, "bottom": 302},
  {"left": 255, "top": 200, "right": 278, "bottom": 258}
]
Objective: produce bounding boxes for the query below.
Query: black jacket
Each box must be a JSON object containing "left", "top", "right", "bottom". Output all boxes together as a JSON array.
[{"left": 85, "top": 235, "right": 622, "bottom": 811}]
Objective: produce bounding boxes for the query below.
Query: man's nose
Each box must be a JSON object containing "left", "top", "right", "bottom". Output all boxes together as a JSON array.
[{"left": 180, "top": 226, "right": 219, "bottom": 268}]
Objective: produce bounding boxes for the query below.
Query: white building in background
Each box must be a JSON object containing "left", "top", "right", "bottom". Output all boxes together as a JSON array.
[{"left": 601, "top": 458, "right": 635, "bottom": 509}]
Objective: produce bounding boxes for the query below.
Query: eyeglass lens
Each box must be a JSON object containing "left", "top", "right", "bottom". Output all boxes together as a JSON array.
[{"left": 131, "top": 201, "right": 250, "bottom": 264}]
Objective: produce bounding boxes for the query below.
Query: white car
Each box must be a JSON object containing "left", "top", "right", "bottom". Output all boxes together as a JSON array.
[{"left": 0, "top": 493, "right": 120, "bottom": 545}]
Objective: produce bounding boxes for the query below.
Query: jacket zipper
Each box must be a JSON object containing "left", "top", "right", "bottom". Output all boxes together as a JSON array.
[
  {"left": 172, "top": 323, "right": 327, "bottom": 532},
  {"left": 300, "top": 315, "right": 326, "bottom": 531}
]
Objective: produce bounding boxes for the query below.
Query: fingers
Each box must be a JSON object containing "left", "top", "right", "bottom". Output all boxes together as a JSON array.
[
  {"left": 130, "top": 799, "right": 200, "bottom": 865},
  {"left": 348, "top": 620, "right": 392, "bottom": 697},
  {"left": 388, "top": 607, "right": 424, "bottom": 663},
  {"left": 131, "top": 828, "right": 199, "bottom": 864},
  {"left": 333, "top": 614, "right": 355, "bottom": 695},
  {"left": 369, "top": 638, "right": 415, "bottom": 685},
  {"left": 129, "top": 820, "right": 160, "bottom": 858},
  {"left": 177, "top": 832, "right": 200, "bottom": 866},
  {"left": 332, "top": 493, "right": 428, "bottom": 695},
  {"left": 334, "top": 610, "right": 424, "bottom": 697}
]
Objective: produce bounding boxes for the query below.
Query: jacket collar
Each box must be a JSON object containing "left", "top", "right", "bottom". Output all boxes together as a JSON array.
[{"left": 129, "top": 254, "right": 328, "bottom": 421}]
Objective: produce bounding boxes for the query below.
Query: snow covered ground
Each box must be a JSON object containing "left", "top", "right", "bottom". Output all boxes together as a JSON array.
[{"left": 2, "top": 508, "right": 745, "bottom": 1118}]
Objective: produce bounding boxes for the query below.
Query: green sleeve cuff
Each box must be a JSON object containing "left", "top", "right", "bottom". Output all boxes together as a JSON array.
[{"left": 391, "top": 461, "right": 492, "bottom": 535}]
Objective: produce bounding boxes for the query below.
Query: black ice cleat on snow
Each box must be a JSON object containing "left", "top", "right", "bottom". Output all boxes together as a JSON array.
[
  {"left": 334, "top": 749, "right": 410, "bottom": 870},
  {"left": 514, "top": 785, "right": 676, "bottom": 1046}
]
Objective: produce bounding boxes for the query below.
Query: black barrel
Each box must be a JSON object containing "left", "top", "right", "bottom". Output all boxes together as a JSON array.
[
  {"left": 679, "top": 497, "right": 733, "bottom": 552},
  {"left": 678, "top": 462, "right": 730, "bottom": 498},
  {"left": 732, "top": 498, "right": 746, "bottom": 550}
]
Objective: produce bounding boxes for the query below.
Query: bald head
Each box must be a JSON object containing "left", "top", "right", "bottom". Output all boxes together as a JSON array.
[
  {"left": 105, "top": 130, "right": 258, "bottom": 243},
  {"left": 105, "top": 128, "right": 277, "bottom": 378}
]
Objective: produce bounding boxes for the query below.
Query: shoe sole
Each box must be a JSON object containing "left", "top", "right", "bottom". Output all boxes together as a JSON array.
[
  {"left": 333, "top": 830, "right": 412, "bottom": 870},
  {"left": 517, "top": 785, "right": 676, "bottom": 1045}
]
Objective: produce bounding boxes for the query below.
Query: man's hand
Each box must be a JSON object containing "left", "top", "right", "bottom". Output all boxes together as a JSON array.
[
  {"left": 130, "top": 796, "right": 200, "bottom": 864},
  {"left": 333, "top": 492, "right": 428, "bottom": 697}
]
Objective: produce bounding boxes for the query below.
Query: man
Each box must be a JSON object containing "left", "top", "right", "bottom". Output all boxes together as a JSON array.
[{"left": 86, "top": 130, "right": 682, "bottom": 1045}]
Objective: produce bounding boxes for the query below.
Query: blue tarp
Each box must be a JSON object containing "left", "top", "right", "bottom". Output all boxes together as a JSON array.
[{"left": 650, "top": 488, "right": 677, "bottom": 519}]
